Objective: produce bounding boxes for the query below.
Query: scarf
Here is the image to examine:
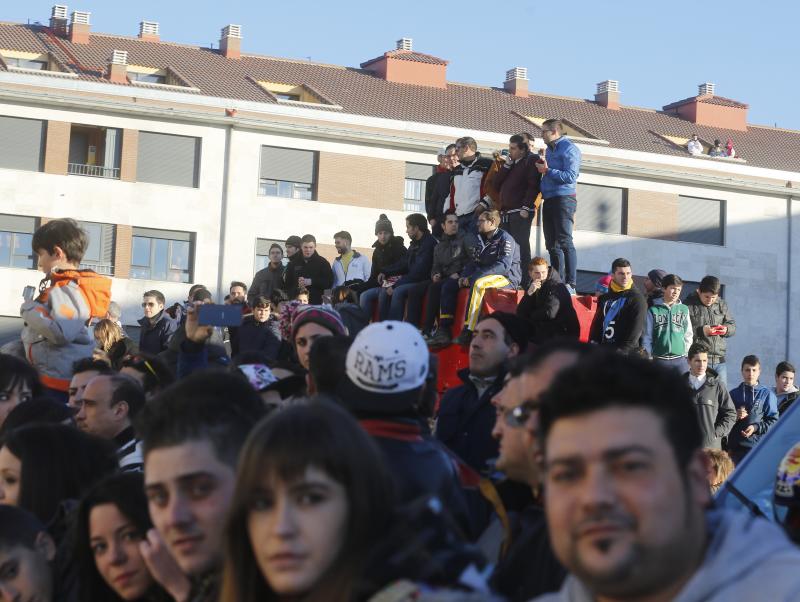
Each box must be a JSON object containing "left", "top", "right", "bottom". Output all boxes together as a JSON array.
[{"left": 609, "top": 279, "right": 633, "bottom": 293}]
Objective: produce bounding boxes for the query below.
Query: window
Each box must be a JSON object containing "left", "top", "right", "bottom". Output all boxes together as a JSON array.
[
  {"left": 258, "top": 146, "right": 316, "bottom": 200},
  {"left": 131, "top": 227, "right": 193, "bottom": 282},
  {"left": 404, "top": 163, "right": 434, "bottom": 212},
  {"left": 576, "top": 183, "right": 626, "bottom": 234},
  {"left": 129, "top": 71, "right": 166, "bottom": 85},
  {"left": 255, "top": 238, "right": 289, "bottom": 273},
  {"left": 677, "top": 196, "right": 725, "bottom": 246},
  {"left": 77, "top": 221, "right": 115, "bottom": 275},
  {"left": 137, "top": 132, "right": 201, "bottom": 188},
  {"left": 0, "top": 214, "right": 37, "bottom": 269},
  {"left": 275, "top": 93, "right": 300, "bottom": 102},
  {"left": 0, "top": 115, "right": 45, "bottom": 172},
  {"left": 68, "top": 125, "right": 121, "bottom": 179},
  {"left": 6, "top": 57, "right": 47, "bottom": 70}
]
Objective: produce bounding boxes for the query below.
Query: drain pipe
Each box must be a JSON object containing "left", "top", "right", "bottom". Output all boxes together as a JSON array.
[
  {"left": 216, "top": 124, "right": 233, "bottom": 301},
  {"left": 787, "top": 182, "right": 794, "bottom": 361}
]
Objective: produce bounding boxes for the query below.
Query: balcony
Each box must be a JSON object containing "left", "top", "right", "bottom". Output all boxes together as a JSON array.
[
  {"left": 79, "top": 260, "right": 114, "bottom": 276},
  {"left": 68, "top": 163, "right": 120, "bottom": 179}
]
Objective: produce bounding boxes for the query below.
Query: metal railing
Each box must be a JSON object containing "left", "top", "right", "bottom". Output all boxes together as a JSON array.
[
  {"left": 67, "top": 163, "right": 120, "bottom": 179},
  {"left": 79, "top": 261, "right": 114, "bottom": 276}
]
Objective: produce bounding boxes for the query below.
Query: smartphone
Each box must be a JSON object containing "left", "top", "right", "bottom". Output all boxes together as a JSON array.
[
  {"left": 198, "top": 304, "right": 243, "bottom": 327},
  {"left": 22, "top": 285, "right": 36, "bottom": 302}
]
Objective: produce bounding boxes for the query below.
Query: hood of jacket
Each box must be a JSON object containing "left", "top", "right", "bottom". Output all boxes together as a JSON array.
[
  {"left": 372, "top": 235, "right": 404, "bottom": 250},
  {"left": 41, "top": 268, "right": 112, "bottom": 319}
]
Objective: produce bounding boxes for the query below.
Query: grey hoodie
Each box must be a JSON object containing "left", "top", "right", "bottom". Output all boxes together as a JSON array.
[{"left": 530, "top": 509, "right": 800, "bottom": 602}]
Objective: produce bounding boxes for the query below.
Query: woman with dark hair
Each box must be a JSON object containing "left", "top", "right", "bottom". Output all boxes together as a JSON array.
[
  {"left": 75, "top": 473, "right": 176, "bottom": 601},
  {"left": 0, "top": 397, "right": 75, "bottom": 437},
  {"left": 0, "top": 352, "right": 42, "bottom": 429},
  {"left": 219, "top": 402, "right": 395, "bottom": 601},
  {"left": 119, "top": 354, "right": 175, "bottom": 399}
]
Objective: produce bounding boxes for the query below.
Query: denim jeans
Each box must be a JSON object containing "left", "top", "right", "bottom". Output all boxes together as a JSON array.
[
  {"left": 502, "top": 210, "right": 534, "bottom": 286},
  {"left": 359, "top": 286, "right": 381, "bottom": 319},
  {"left": 384, "top": 281, "right": 430, "bottom": 323},
  {"left": 710, "top": 361, "right": 727, "bottom": 386},
  {"left": 457, "top": 212, "right": 478, "bottom": 237},
  {"left": 542, "top": 195, "right": 577, "bottom": 286},
  {"left": 655, "top": 356, "right": 688, "bottom": 373}
]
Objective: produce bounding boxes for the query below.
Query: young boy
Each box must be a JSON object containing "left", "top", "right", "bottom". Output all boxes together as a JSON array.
[
  {"left": 728, "top": 355, "right": 779, "bottom": 463},
  {"left": 21, "top": 219, "right": 111, "bottom": 399},
  {"left": 0, "top": 505, "right": 58, "bottom": 602},
  {"left": 642, "top": 274, "right": 693, "bottom": 371},
  {"left": 774, "top": 361, "right": 799, "bottom": 415}
]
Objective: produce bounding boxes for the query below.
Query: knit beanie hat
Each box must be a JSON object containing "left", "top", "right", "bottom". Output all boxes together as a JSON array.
[
  {"left": 279, "top": 300, "right": 303, "bottom": 340},
  {"left": 647, "top": 269, "right": 667, "bottom": 289},
  {"left": 291, "top": 305, "right": 347, "bottom": 342},
  {"left": 481, "top": 312, "right": 529, "bottom": 353},
  {"left": 375, "top": 214, "right": 394, "bottom": 236}
]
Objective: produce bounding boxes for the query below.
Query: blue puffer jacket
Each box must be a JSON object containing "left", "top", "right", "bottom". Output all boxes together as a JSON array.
[
  {"left": 540, "top": 136, "right": 581, "bottom": 199},
  {"left": 728, "top": 382, "right": 778, "bottom": 451},
  {"left": 462, "top": 228, "right": 521, "bottom": 287}
]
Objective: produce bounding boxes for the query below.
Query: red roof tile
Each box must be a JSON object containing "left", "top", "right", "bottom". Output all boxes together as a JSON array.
[
  {"left": 361, "top": 49, "right": 448, "bottom": 68},
  {"left": 663, "top": 94, "right": 748, "bottom": 110}
]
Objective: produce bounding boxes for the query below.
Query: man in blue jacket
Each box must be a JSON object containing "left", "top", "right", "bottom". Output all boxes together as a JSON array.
[
  {"left": 537, "top": 119, "right": 581, "bottom": 291},
  {"left": 728, "top": 354, "right": 779, "bottom": 463}
]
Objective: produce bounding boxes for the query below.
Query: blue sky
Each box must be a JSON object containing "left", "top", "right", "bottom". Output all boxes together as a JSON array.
[{"left": 6, "top": 1, "right": 798, "bottom": 130}]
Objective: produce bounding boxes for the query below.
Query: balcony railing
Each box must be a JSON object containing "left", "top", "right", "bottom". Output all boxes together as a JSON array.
[
  {"left": 68, "top": 163, "right": 120, "bottom": 179},
  {"left": 79, "top": 261, "right": 115, "bottom": 276}
]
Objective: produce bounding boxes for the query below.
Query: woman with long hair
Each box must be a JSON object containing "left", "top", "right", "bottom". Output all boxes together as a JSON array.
[
  {"left": 94, "top": 319, "right": 139, "bottom": 370},
  {"left": 219, "top": 401, "right": 394, "bottom": 602}
]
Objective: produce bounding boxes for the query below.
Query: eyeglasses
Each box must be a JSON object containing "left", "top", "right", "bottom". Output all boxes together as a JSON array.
[
  {"left": 503, "top": 400, "right": 542, "bottom": 428},
  {"left": 141, "top": 302, "right": 157, "bottom": 308}
]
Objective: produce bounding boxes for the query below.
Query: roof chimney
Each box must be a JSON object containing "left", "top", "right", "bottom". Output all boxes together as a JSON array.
[
  {"left": 595, "top": 80, "right": 620, "bottom": 110},
  {"left": 503, "top": 67, "right": 528, "bottom": 97},
  {"left": 219, "top": 25, "right": 242, "bottom": 60},
  {"left": 361, "top": 39, "right": 448, "bottom": 89},
  {"left": 49, "top": 5, "right": 69, "bottom": 35},
  {"left": 698, "top": 82, "right": 715, "bottom": 97},
  {"left": 69, "top": 10, "right": 90, "bottom": 44},
  {"left": 139, "top": 20, "right": 160, "bottom": 43},
  {"left": 662, "top": 83, "right": 748, "bottom": 132},
  {"left": 106, "top": 49, "right": 128, "bottom": 84}
]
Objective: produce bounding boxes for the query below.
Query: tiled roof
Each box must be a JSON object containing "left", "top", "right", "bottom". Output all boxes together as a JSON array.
[
  {"left": 361, "top": 49, "right": 448, "bottom": 68},
  {"left": 0, "top": 23, "right": 798, "bottom": 173},
  {"left": 664, "top": 94, "right": 749, "bottom": 110}
]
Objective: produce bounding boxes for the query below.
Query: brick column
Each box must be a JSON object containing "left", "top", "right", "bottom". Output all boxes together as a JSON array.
[
  {"left": 44, "top": 121, "right": 70, "bottom": 176},
  {"left": 120, "top": 129, "right": 138, "bottom": 182},
  {"left": 114, "top": 224, "right": 133, "bottom": 278}
]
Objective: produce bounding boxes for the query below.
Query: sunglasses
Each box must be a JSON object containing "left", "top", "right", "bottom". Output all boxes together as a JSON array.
[{"left": 503, "top": 399, "right": 542, "bottom": 428}]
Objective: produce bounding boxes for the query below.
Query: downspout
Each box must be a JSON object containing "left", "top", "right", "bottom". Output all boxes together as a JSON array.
[
  {"left": 216, "top": 124, "right": 233, "bottom": 301},
  {"left": 786, "top": 182, "right": 794, "bottom": 360}
]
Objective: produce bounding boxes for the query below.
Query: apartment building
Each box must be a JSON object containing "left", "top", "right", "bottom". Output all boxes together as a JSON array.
[{"left": 1, "top": 6, "right": 799, "bottom": 371}]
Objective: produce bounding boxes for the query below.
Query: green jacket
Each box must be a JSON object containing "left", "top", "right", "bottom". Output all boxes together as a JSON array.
[{"left": 643, "top": 299, "right": 693, "bottom": 358}]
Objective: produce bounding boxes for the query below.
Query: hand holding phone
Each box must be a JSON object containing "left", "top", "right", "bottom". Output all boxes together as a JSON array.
[
  {"left": 22, "top": 285, "right": 36, "bottom": 303},
  {"left": 197, "top": 304, "right": 243, "bottom": 327}
]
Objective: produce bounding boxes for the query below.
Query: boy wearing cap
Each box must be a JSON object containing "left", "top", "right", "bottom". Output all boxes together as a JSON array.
[{"left": 644, "top": 268, "right": 667, "bottom": 307}]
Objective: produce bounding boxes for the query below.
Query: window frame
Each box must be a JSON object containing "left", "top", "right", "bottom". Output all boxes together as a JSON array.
[{"left": 130, "top": 229, "right": 193, "bottom": 283}]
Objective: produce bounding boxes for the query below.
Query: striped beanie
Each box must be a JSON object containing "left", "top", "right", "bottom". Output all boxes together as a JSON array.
[{"left": 291, "top": 305, "right": 347, "bottom": 341}]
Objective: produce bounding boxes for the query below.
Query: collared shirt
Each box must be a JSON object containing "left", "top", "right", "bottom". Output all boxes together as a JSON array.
[
  {"left": 689, "top": 373, "right": 707, "bottom": 390},
  {"left": 469, "top": 374, "right": 496, "bottom": 398}
]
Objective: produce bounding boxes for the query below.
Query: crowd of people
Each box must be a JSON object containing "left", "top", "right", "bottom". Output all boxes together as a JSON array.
[{"left": 1, "top": 120, "right": 800, "bottom": 602}]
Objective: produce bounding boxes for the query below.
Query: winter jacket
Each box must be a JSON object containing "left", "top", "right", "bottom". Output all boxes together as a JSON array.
[
  {"left": 516, "top": 268, "right": 579, "bottom": 343},
  {"left": 728, "top": 382, "right": 778, "bottom": 451},
  {"left": 531, "top": 508, "right": 800, "bottom": 602},
  {"left": 589, "top": 287, "right": 647, "bottom": 354},
  {"left": 643, "top": 299, "right": 693, "bottom": 359},
  {"left": 355, "top": 235, "right": 408, "bottom": 292},
  {"left": 436, "top": 368, "right": 506, "bottom": 472},
  {"left": 450, "top": 153, "right": 494, "bottom": 216},
  {"left": 684, "top": 292, "right": 736, "bottom": 361},
  {"left": 285, "top": 251, "right": 334, "bottom": 304},
  {"left": 425, "top": 168, "right": 453, "bottom": 220},
  {"left": 231, "top": 315, "right": 281, "bottom": 360},
  {"left": 494, "top": 152, "right": 542, "bottom": 212},
  {"left": 540, "top": 136, "right": 581, "bottom": 199},
  {"left": 332, "top": 251, "right": 371, "bottom": 288},
  {"left": 106, "top": 337, "right": 139, "bottom": 370},
  {"left": 20, "top": 268, "right": 111, "bottom": 392},
  {"left": 334, "top": 302, "right": 370, "bottom": 338},
  {"left": 685, "top": 369, "right": 737, "bottom": 449},
  {"left": 282, "top": 252, "right": 304, "bottom": 292},
  {"left": 383, "top": 232, "right": 437, "bottom": 288},
  {"left": 138, "top": 310, "right": 178, "bottom": 356},
  {"left": 431, "top": 231, "right": 475, "bottom": 278},
  {"left": 462, "top": 228, "right": 521, "bottom": 287},
  {"left": 774, "top": 386, "right": 799, "bottom": 415},
  {"left": 247, "top": 263, "right": 285, "bottom": 305}
]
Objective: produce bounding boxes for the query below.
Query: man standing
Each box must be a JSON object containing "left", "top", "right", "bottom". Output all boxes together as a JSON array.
[
  {"left": 728, "top": 355, "right": 779, "bottom": 463},
  {"left": 589, "top": 258, "right": 646, "bottom": 354},
  {"left": 537, "top": 119, "right": 581, "bottom": 291},
  {"left": 281, "top": 235, "right": 303, "bottom": 292},
  {"left": 284, "top": 234, "right": 333, "bottom": 304},
  {"left": 450, "top": 136, "right": 494, "bottom": 236},
  {"left": 642, "top": 274, "right": 693, "bottom": 370},
  {"left": 426, "top": 144, "right": 457, "bottom": 239},
  {"left": 532, "top": 350, "right": 800, "bottom": 602},
  {"left": 436, "top": 312, "right": 526, "bottom": 472},
  {"left": 684, "top": 342, "right": 736, "bottom": 449},
  {"left": 643, "top": 268, "right": 666, "bottom": 307},
  {"left": 248, "top": 243, "right": 285, "bottom": 305},
  {"left": 138, "top": 290, "right": 178, "bottom": 355},
  {"left": 331, "top": 230, "right": 371, "bottom": 288},
  {"left": 774, "top": 361, "right": 799, "bottom": 415},
  {"left": 494, "top": 134, "right": 541, "bottom": 286},
  {"left": 684, "top": 275, "right": 736, "bottom": 385}
]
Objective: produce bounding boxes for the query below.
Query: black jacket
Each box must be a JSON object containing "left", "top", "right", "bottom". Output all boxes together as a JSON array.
[
  {"left": 106, "top": 337, "right": 139, "bottom": 370},
  {"left": 436, "top": 368, "right": 505, "bottom": 472},
  {"left": 231, "top": 315, "right": 281, "bottom": 360},
  {"left": 431, "top": 231, "right": 475, "bottom": 278},
  {"left": 684, "top": 291, "right": 737, "bottom": 361},
  {"left": 685, "top": 369, "right": 737, "bottom": 449},
  {"left": 355, "top": 235, "right": 407, "bottom": 293},
  {"left": 384, "top": 232, "right": 438, "bottom": 288},
  {"left": 516, "top": 268, "right": 579, "bottom": 343},
  {"left": 284, "top": 251, "right": 333, "bottom": 304},
  {"left": 137, "top": 311, "right": 178, "bottom": 355},
  {"left": 248, "top": 263, "right": 285, "bottom": 305},
  {"left": 425, "top": 169, "right": 453, "bottom": 220},
  {"left": 589, "top": 287, "right": 647, "bottom": 354}
]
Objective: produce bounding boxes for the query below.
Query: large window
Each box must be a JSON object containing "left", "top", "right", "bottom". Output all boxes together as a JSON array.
[
  {"left": 0, "top": 116, "right": 45, "bottom": 172},
  {"left": 677, "top": 196, "right": 725, "bottom": 246},
  {"left": 258, "top": 146, "right": 315, "bottom": 200},
  {"left": 131, "top": 227, "right": 193, "bottom": 282},
  {"left": 404, "top": 163, "right": 434, "bottom": 213},
  {"left": 137, "top": 132, "right": 201, "bottom": 188},
  {"left": 77, "top": 221, "right": 115, "bottom": 275},
  {"left": 575, "top": 183, "right": 626, "bottom": 234},
  {"left": 68, "top": 125, "right": 121, "bottom": 179},
  {"left": 0, "top": 214, "right": 37, "bottom": 269}
]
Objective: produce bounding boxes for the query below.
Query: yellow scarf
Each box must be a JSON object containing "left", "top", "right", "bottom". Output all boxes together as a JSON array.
[{"left": 609, "top": 279, "right": 633, "bottom": 293}]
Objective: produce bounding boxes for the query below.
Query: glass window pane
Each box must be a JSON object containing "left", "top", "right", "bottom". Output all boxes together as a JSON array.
[
  {"left": 170, "top": 240, "right": 190, "bottom": 270},
  {"left": 255, "top": 254, "right": 269, "bottom": 272},
  {"left": 152, "top": 239, "right": 168, "bottom": 281},
  {"left": 81, "top": 223, "right": 102, "bottom": 262},
  {"left": 0, "top": 232, "right": 12, "bottom": 266},
  {"left": 277, "top": 180, "right": 293, "bottom": 198},
  {"left": 259, "top": 179, "right": 278, "bottom": 197},
  {"left": 132, "top": 237, "right": 151, "bottom": 267},
  {"left": 130, "top": 266, "right": 150, "bottom": 280},
  {"left": 293, "top": 183, "right": 312, "bottom": 200}
]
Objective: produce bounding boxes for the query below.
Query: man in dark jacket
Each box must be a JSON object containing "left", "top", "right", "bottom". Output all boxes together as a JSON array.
[
  {"left": 230, "top": 296, "right": 281, "bottom": 361},
  {"left": 589, "top": 258, "right": 646, "bottom": 354},
  {"left": 436, "top": 312, "right": 525, "bottom": 473},
  {"left": 684, "top": 275, "right": 736, "bottom": 386},
  {"left": 450, "top": 136, "right": 494, "bottom": 236},
  {"left": 355, "top": 215, "right": 406, "bottom": 310},
  {"left": 377, "top": 213, "right": 437, "bottom": 323},
  {"left": 248, "top": 243, "right": 285, "bottom": 306},
  {"left": 494, "top": 134, "right": 541, "bottom": 287},
  {"left": 425, "top": 144, "right": 457, "bottom": 239},
  {"left": 283, "top": 234, "right": 333, "bottom": 304},
  {"left": 728, "top": 355, "right": 779, "bottom": 463},
  {"left": 138, "top": 289, "right": 177, "bottom": 355},
  {"left": 516, "top": 257, "right": 579, "bottom": 344},
  {"left": 684, "top": 343, "right": 736, "bottom": 449}
]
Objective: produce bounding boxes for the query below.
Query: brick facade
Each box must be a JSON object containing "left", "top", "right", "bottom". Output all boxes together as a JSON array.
[
  {"left": 114, "top": 224, "right": 133, "bottom": 278},
  {"left": 120, "top": 129, "right": 138, "bottom": 182},
  {"left": 43, "top": 121, "right": 70, "bottom": 175},
  {"left": 626, "top": 189, "right": 679, "bottom": 241},
  {"left": 317, "top": 152, "right": 404, "bottom": 211}
]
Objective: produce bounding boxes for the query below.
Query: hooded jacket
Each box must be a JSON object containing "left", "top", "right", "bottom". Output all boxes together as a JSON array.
[
  {"left": 20, "top": 268, "right": 112, "bottom": 391},
  {"left": 356, "top": 236, "right": 407, "bottom": 292},
  {"left": 589, "top": 287, "right": 647, "bottom": 354},
  {"left": 774, "top": 385, "right": 800, "bottom": 415},
  {"left": 531, "top": 509, "right": 800, "bottom": 602},
  {"left": 138, "top": 310, "right": 178, "bottom": 356},
  {"left": 643, "top": 298, "right": 693, "bottom": 359},
  {"left": 450, "top": 152, "right": 494, "bottom": 216},
  {"left": 462, "top": 228, "right": 521, "bottom": 287},
  {"left": 431, "top": 231, "right": 475, "bottom": 278},
  {"left": 684, "top": 291, "right": 736, "bottom": 361},
  {"left": 540, "top": 136, "right": 581, "bottom": 199},
  {"left": 383, "top": 232, "right": 437, "bottom": 288},
  {"left": 685, "top": 368, "right": 737, "bottom": 449},
  {"left": 728, "top": 382, "right": 779, "bottom": 451},
  {"left": 516, "top": 268, "right": 580, "bottom": 344},
  {"left": 332, "top": 250, "right": 371, "bottom": 288}
]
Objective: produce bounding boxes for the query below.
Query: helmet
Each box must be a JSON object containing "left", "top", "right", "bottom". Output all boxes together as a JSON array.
[{"left": 773, "top": 442, "right": 800, "bottom": 542}]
